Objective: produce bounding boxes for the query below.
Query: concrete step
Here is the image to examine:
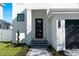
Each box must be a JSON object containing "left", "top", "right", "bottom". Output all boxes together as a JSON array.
[
  {"left": 31, "top": 45, "right": 48, "bottom": 48},
  {"left": 31, "top": 40, "right": 48, "bottom": 48},
  {"left": 31, "top": 42, "right": 48, "bottom": 44},
  {"left": 31, "top": 40, "right": 48, "bottom": 42}
]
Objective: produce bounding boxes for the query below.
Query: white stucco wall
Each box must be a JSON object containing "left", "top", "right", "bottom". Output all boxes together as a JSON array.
[
  {"left": 12, "top": 3, "right": 26, "bottom": 20},
  {"left": 12, "top": 3, "right": 32, "bottom": 44},
  {"left": 56, "top": 20, "right": 65, "bottom": 51},
  {"left": 26, "top": 9, "right": 32, "bottom": 44},
  {"left": 50, "top": 16, "right": 57, "bottom": 50},
  {"left": 12, "top": 3, "right": 27, "bottom": 43},
  {"left": 12, "top": 9, "right": 27, "bottom": 43},
  {"left": 51, "top": 3, "right": 79, "bottom": 8}
]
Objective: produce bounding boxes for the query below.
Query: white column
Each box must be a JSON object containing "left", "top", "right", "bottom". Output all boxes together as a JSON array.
[
  {"left": 26, "top": 9, "right": 32, "bottom": 44},
  {"left": 57, "top": 20, "right": 65, "bottom": 51},
  {"left": 27, "top": 9, "right": 32, "bottom": 34}
]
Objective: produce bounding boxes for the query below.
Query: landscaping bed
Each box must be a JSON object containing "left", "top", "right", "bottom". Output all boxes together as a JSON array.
[
  {"left": 0, "top": 42, "right": 29, "bottom": 56},
  {"left": 48, "top": 46, "right": 66, "bottom": 56}
]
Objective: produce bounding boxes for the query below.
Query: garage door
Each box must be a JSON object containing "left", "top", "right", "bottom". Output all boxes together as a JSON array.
[{"left": 66, "top": 20, "right": 79, "bottom": 49}]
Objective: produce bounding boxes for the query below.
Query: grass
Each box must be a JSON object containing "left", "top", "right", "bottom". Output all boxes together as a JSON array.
[
  {"left": 0, "top": 42, "right": 29, "bottom": 56},
  {"left": 48, "top": 46, "right": 65, "bottom": 56}
]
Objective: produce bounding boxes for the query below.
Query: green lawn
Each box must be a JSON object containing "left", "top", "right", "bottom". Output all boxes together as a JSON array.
[{"left": 0, "top": 42, "right": 29, "bottom": 56}]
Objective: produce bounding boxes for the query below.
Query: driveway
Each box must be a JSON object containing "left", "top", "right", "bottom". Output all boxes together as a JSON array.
[
  {"left": 26, "top": 48, "right": 51, "bottom": 56},
  {"left": 64, "top": 49, "right": 79, "bottom": 56}
]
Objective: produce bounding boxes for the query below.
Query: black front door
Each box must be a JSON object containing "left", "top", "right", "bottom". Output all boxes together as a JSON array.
[{"left": 35, "top": 18, "right": 43, "bottom": 38}]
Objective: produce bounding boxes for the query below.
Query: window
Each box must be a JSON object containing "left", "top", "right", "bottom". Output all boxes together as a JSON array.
[
  {"left": 17, "top": 14, "right": 24, "bottom": 21},
  {"left": 58, "top": 20, "right": 61, "bottom": 28},
  {"left": 37, "top": 20, "right": 42, "bottom": 23}
]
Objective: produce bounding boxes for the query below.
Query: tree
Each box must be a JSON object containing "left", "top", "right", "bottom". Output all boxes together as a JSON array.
[{"left": 17, "top": 30, "right": 20, "bottom": 45}]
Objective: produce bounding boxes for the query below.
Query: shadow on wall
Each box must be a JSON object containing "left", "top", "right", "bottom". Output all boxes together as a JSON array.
[
  {"left": 18, "top": 32, "right": 25, "bottom": 43},
  {"left": 19, "top": 31, "right": 32, "bottom": 44},
  {"left": 26, "top": 31, "right": 32, "bottom": 45}
]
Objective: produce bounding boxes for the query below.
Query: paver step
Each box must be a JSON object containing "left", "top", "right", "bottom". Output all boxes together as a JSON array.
[
  {"left": 26, "top": 48, "right": 51, "bottom": 56},
  {"left": 31, "top": 40, "right": 48, "bottom": 42},
  {"left": 31, "top": 40, "right": 48, "bottom": 48},
  {"left": 31, "top": 42, "right": 48, "bottom": 44}
]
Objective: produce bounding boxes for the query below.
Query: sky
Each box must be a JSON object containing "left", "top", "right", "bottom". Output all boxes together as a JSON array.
[{"left": 3, "top": 3, "right": 12, "bottom": 23}]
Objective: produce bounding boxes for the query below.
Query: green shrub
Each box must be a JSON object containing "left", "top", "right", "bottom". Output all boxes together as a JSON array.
[{"left": 48, "top": 46, "right": 65, "bottom": 56}]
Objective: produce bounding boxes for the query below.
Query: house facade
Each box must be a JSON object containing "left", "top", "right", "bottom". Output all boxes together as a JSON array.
[
  {"left": 0, "top": 19, "right": 11, "bottom": 29},
  {"left": 12, "top": 3, "right": 79, "bottom": 51}
]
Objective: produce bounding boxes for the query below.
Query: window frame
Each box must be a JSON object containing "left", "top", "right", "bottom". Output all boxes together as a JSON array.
[{"left": 17, "top": 14, "right": 25, "bottom": 21}]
